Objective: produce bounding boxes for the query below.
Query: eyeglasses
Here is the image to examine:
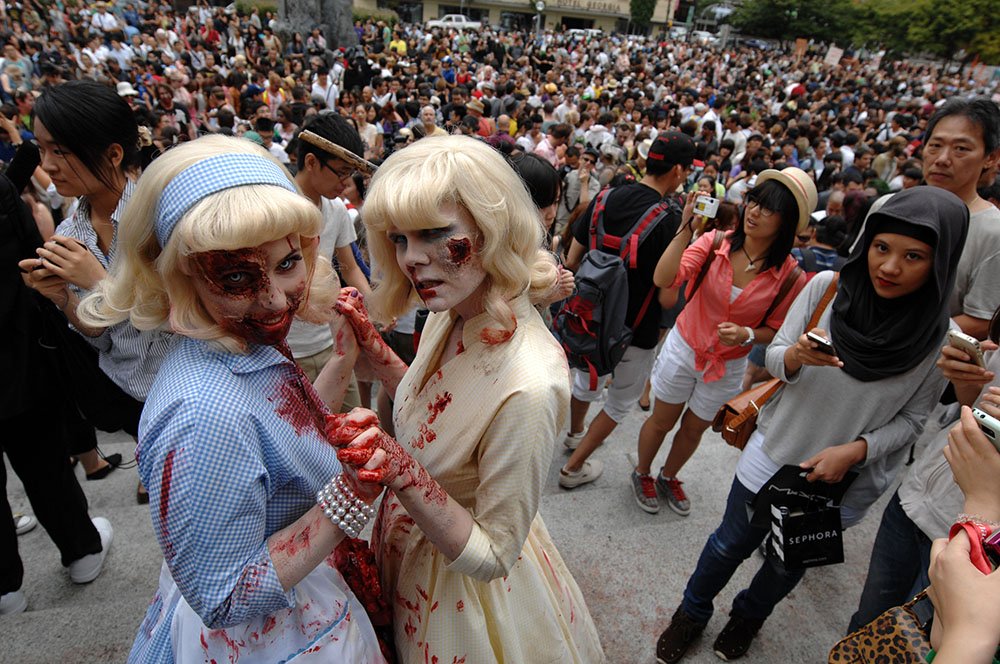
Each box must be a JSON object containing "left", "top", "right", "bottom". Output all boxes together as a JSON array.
[
  {"left": 321, "top": 160, "right": 357, "bottom": 182},
  {"left": 745, "top": 199, "right": 777, "bottom": 218},
  {"left": 581, "top": 157, "right": 596, "bottom": 164}
]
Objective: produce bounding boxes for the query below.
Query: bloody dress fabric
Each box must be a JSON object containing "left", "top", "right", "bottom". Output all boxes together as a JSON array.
[{"left": 373, "top": 294, "right": 605, "bottom": 663}]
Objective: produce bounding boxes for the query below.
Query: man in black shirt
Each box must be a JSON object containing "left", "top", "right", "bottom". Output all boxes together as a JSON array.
[{"left": 560, "top": 131, "right": 695, "bottom": 489}]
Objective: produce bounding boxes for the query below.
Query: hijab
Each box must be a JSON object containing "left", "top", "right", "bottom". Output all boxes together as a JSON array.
[{"left": 829, "top": 187, "right": 969, "bottom": 382}]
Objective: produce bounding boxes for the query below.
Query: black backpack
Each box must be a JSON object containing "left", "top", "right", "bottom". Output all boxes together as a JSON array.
[{"left": 553, "top": 188, "right": 674, "bottom": 390}]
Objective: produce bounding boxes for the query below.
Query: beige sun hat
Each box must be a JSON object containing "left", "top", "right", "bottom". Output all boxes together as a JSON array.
[{"left": 755, "top": 167, "right": 818, "bottom": 233}]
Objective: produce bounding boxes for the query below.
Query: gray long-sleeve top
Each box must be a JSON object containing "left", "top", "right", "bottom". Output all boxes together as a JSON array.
[{"left": 758, "top": 271, "right": 950, "bottom": 512}]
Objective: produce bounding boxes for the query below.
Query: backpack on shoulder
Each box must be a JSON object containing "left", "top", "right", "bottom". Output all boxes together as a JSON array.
[{"left": 553, "top": 188, "right": 675, "bottom": 390}]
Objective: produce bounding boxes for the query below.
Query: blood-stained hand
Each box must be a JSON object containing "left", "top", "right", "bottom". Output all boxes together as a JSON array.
[
  {"left": 325, "top": 409, "right": 384, "bottom": 502},
  {"left": 327, "top": 408, "right": 446, "bottom": 505},
  {"left": 334, "top": 287, "right": 400, "bottom": 365}
]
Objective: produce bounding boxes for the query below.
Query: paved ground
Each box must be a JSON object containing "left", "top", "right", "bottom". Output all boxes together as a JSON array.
[{"left": 2, "top": 391, "right": 893, "bottom": 663}]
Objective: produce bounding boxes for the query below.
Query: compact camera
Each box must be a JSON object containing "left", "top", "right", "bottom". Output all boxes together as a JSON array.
[{"left": 694, "top": 195, "right": 720, "bottom": 219}]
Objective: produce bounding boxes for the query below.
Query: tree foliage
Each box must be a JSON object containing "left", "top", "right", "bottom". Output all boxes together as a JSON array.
[
  {"left": 630, "top": 0, "right": 657, "bottom": 26},
  {"left": 731, "top": 0, "right": 999, "bottom": 64},
  {"left": 730, "top": 0, "right": 855, "bottom": 44}
]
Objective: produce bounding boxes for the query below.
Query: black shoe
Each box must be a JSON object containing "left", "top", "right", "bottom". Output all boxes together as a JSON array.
[
  {"left": 656, "top": 606, "right": 706, "bottom": 664},
  {"left": 713, "top": 614, "right": 765, "bottom": 661},
  {"left": 86, "top": 453, "right": 122, "bottom": 481}
]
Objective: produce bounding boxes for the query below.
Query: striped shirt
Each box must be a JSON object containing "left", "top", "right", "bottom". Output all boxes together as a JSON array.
[{"left": 56, "top": 180, "right": 175, "bottom": 400}]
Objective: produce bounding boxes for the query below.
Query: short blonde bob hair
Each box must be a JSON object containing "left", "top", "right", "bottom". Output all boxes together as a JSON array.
[
  {"left": 364, "top": 135, "right": 557, "bottom": 330},
  {"left": 78, "top": 134, "right": 336, "bottom": 353}
]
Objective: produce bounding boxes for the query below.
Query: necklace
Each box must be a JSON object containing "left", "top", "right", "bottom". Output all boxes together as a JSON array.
[{"left": 740, "top": 245, "right": 766, "bottom": 272}]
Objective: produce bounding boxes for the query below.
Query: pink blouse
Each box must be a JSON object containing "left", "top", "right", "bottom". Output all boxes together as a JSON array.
[{"left": 671, "top": 230, "right": 806, "bottom": 382}]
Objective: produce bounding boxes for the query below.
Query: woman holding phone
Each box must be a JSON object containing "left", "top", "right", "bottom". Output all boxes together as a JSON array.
[{"left": 654, "top": 185, "right": 969, "bottom": 663}]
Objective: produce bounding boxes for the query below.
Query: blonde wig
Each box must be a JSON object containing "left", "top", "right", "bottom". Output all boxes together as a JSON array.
[
  {"left": 78, "top": 134, "right": 338, "bottom": 353},
  {"left": 363, "top": 135, "right": 558, "bottom": 329}
]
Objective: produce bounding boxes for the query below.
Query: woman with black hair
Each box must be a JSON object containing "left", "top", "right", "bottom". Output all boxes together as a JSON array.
[
  {"left": 18, "top": 79, "right": 174, "bottom": 503},
  {"left": 632, "top": 169, "right": 815, "bottom": 518},
  {"left": 509, "top": 151, "right": 561, "bottom": 239}
]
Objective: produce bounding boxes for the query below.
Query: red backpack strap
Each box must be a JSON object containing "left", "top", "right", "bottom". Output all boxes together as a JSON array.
[
  {"left": 589, "top": 188, "right": 611, "bottom": 251},
  {"left": 619, "top": 199, "right": 674, "bottom": 269}
]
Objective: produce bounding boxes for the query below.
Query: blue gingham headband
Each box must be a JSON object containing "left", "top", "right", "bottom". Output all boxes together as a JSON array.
[{"left": 154, "top": 153, "right": 298, "bottom": 247}]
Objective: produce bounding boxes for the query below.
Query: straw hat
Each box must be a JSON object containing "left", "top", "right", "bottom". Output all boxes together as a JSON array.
[{"left": 756, "top": 167, "right": 818, "bottom": 233}]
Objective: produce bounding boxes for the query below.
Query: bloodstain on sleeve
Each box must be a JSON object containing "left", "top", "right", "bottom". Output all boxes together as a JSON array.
[{"left": 158, "top": 449, "right": 177, "bottom": 563}]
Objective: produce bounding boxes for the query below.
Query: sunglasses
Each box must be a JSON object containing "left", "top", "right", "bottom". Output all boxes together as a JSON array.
[{"left": 796, "top": 234, "right": 811, "bottom": 243}]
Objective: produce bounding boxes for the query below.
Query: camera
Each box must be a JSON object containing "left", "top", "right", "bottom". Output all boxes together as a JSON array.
[{"left": 694, "top": 195, "right": 719, "bottom": 219}]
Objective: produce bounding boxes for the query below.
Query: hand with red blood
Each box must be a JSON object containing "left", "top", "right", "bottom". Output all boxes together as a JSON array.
[
  {"left": 334, "top": 287, "right": 407, "bottom": 374},
  {"left": 328, "top": 408, "right": 445, "bottom": 504},
  {"left": 325, "top": 409, "right": 385, "bottom": 502},
  {"left": 328, "top": 307, "right": 360, "bottom": 364}
]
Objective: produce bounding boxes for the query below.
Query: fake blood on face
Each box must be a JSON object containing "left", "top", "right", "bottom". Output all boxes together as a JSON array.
[
  {"left": 191, "top": 242, "right": 305, "bottom": 347},
  {"left": 445, "top": 237, "right": 472, "bottom": 266}
]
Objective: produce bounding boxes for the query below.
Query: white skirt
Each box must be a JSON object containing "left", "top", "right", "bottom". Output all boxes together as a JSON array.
[{"left": 152, "top": 560, "right": 385, "bottom": 663}]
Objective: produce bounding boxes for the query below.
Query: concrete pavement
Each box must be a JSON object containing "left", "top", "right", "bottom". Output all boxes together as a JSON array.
[{"left": 2, "top": 394, "right": 892, "bottom": 663}]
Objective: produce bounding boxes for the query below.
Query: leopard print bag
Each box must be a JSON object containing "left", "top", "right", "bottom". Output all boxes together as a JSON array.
[{"left": 828, "top": 590, "right": 931, "bottom": 663}]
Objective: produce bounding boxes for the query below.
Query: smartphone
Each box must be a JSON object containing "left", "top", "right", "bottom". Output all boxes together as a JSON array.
[
  {"left": 972, "top": 407, "right": 1000, "bottom": 453},
  {"left": 947, "top": 329, "right": 986, "bottom": 368},
  {"left": 694, "top": 195, "right": 719, "bottom": 219},
  {"left": 806, "top": 331, "right": 835, "bottom": 355}
]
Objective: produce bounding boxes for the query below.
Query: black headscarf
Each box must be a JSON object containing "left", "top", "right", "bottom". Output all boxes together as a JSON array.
[{"left": 830, "top": 187, "right": 969, "bottom": 382}]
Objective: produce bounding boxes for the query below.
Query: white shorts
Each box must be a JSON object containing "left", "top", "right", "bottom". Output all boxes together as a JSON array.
[
  {"left": 570, "top": 345, "right": 657, "bottom": 424},
  {"left": 650, "top": 327, "right": 747, "bottom": 421}
]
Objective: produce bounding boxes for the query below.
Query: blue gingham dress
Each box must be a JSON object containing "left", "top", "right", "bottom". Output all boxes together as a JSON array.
[{"left": 128, "top": 337, "right": 383, "bottom": 663}]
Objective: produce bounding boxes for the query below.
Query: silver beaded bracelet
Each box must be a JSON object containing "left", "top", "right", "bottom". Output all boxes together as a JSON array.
[{"left": 316, "top": 474, "right": 377, "bottom": 539}]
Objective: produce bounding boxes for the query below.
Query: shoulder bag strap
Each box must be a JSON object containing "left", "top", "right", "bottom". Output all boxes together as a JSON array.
[
  {"left": 687, "top": 230, "right": 725, "bottom": 302},
  {"left": 757, "top": 265, "right": 804, "bottom": 328},
  {"left": 806, "top": 273, "right": 839, "bottom": 330}
]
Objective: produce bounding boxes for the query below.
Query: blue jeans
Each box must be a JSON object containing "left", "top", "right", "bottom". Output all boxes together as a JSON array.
[
  {"left": 681, "top": 477, "right": 806, "bottom": 624},
  {"left": 847, "top": 490, "right": 932, "bottom": 633}
]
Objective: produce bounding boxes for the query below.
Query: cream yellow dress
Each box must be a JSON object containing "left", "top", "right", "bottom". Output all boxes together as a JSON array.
[{"left": 373, "top": 295, "right": 605, "bottom": 663}]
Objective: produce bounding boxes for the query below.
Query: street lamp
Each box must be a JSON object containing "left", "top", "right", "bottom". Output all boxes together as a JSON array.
[{"left": 535, "top": 0, "right": 545, "bottom": 34}]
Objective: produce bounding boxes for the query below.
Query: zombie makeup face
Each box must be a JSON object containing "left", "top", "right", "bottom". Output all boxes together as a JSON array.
[
  {"left": 189, "top": 235, "right": 308, "bottom": 346},
  {"left": 387, "top": 205, "right": 487, "bottom": 320}
]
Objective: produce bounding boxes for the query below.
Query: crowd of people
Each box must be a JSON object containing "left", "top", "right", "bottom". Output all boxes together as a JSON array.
[{"left": 4, "top": 0, "right": 1000, "bottom": 662}]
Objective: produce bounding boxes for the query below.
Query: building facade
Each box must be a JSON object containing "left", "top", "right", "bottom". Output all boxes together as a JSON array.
[{"left": 356, "top": 0, "right": 677, "bottom": 34}]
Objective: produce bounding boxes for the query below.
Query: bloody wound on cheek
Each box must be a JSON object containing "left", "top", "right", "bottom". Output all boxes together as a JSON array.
[{"left": 445, "top": 237, "right": 473, "bottom": 266}]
